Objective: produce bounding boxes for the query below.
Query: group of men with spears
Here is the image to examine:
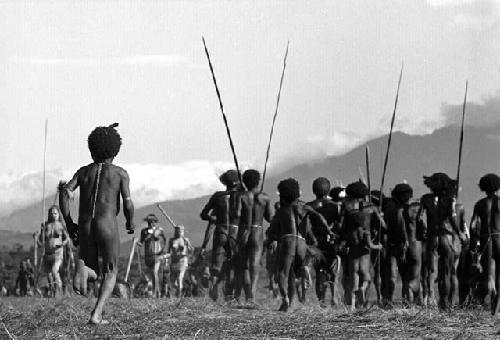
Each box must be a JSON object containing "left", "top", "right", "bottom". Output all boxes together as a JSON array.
[
  {"left": 198, "top": 168, "right": 500, "bottom": 316},
  {"left": 12, "top": 39, "right": 498, "bottom": 325}
]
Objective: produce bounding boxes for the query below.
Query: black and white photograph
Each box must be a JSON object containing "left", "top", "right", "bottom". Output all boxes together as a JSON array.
[{"left": 1, "top": 0, "right": 500, "bottom": 338}]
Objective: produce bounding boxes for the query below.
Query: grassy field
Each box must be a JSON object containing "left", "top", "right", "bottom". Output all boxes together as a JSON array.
[{"left": 1, "top": 293, "right": 500, "bottom": 339}]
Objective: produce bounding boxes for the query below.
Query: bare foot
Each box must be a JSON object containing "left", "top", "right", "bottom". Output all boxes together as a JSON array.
[
  {"left": 88, "top": 311, "right": 109, "bottom": 325},
  {"left": 88, "top": 318, "right": 109, "bottom": 325}
]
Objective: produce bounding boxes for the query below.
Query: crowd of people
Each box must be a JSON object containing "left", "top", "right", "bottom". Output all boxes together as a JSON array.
[
  {"left": 6, "top": 123, "right": 500, "bottom": 324},
  {"left": 195, "top": 167, "right": 500, "bottom": 314}
]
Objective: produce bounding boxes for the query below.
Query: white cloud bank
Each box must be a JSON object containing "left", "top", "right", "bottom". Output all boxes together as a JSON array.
[{"left": 0, "top": 160, "right": 232, "bottom": 217}]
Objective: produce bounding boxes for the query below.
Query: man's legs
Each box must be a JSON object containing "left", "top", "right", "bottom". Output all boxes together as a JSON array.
[
  {"left": 359, "top": 254, "right": 372, "bottom": 308},
  {"left": 386, "top": 253, "right": 399, "bottom": 305},
  {"left": 51, "top": 253, "right": 64, "bottom": 297},
  {"left": 277, "top": 239, "right": 295, "bottom": 312},
  {"left": 426, "top": 237, "right": 438, "bottom": 306},
  {"left": 438, "top": 235, "right": 453, "bottom": 310},
  {"left": 74, "top": 221, "right": 99, "bottom": 296},
  {"left": 153, "top": 260, "right": 161, "bottom": 298},
  {"left": 348, "top": 255, "right": 360, "bottom": 311},
  {"left": 234, "top": 227, "right": 250, "bottom": 301},
  {"left": 89, "top": 219, "right": 119, "bottom": 324},
  {"left": 210, "top": 228, "right": 228, "bottom": 301},
  {"left": 248, "top": 228, "right": 263, "bottom": 302}
]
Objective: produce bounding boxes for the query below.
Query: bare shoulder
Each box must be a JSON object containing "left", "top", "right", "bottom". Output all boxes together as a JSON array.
[
  {"left": 256, "top": 192, "right": 270, "bottom": 203},
  {"left": 75, "top": 164, "right": 93, "bottom": 176},
  {"left": 108, "top": 164, "right": 129, "bottom": 176},
  {"left": 210, "top": 190, "right": 228, "bottom": 200}
]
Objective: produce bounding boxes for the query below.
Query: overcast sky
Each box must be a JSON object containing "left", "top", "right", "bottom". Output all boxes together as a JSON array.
[{"left": 1, "top": 0, "right": 499, "bottom": 215}]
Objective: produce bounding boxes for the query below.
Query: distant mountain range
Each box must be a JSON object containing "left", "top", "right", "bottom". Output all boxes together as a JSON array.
[{"left": 2, "top": 122, "right": 499, "bottom": 251}]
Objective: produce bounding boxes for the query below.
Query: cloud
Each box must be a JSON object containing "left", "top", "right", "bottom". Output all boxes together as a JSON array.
[
  {"left": 427, "top": 0, "right": 481, "bottom": 7},
  {"left": 0, "top": 169, "right": 73, "bottom": 217},
  {"left": 427, "top": 0, "right": 500, "bottom": 28},
  {"left": 9, "top": 55, "right": 194, "bottom": 68},
  {"left": 441, "top": 93, "right": 500, "bottom": 127},
  {"left": 0, "top": 160, "right": 233, "bottom": 218}
]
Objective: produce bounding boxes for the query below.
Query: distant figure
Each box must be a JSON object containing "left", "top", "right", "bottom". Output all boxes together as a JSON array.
[
  {"left": 470, "top": 174, "right": 500, "bottom": 315},
  {"left": 137, "top": 214, "right": 167, "bottom": 298},
  {"left": 37, "top": 205, "right": 69, "bottom": 296},
  {"left": 423, "top": 173, "right": 466, "bottom": 310},
  {"left": 167, "top": 225, "right": 193, "bottom": 297},
  {"left": 387, "top": 183, "right": 426, "bottom": 306},
  {"left": 268, "top": 178, "right": 325, "bottom": 312},
  {"left": 234, "top": 169, "right": 273, "bottom": 302},
  {"left": 61, "top": 123, "right": 135, "bottom": 324},
  {"left": 339, "top": 181, "right": 384, "bottom": 310},
  {"left": 307, "top": 177, "right": 341, "bottom": 306},
  {"left": 200, "top": 169, "right": 241, "bottom": 301},
  {"left": 16, "top": 259, "right": 34, "bottom": 296}
]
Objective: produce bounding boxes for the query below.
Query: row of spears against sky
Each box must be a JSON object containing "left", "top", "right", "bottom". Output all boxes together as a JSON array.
[{"left": 200, "top": 37, "right": 469, "bottom": 201}]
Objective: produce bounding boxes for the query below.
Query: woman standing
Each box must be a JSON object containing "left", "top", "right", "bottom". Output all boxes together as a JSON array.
[{"left": 38, "top": 205, "right": 69, "bottom": 296}]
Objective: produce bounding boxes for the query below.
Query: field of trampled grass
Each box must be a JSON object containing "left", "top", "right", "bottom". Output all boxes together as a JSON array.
[{"left": 1, "top": 294, "right": 500, "bottom": 339}]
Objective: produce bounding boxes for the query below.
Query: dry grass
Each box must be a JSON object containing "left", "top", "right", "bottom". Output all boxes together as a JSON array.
[{"left": 1, "top": 295, "right": 500, "bottom": 339}]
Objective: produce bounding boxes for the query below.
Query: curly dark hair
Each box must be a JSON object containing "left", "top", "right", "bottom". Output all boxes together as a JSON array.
[
  {"left": 346, "top": 181, "right": 369, "bottom": 199},
  {"left": 87, "top": 123, "right": 122, "bottom": 162},
  {"left": 423, "top": 172, "right": 456, "bottom": 196},
  {"left": 479, "top": 173, "right": 500, "bottom": 194},
  {"left": 278, "top": 178, "right": 300, "bottom": 204},
  {"left": 144, "top": 214, "right": 159, "bottom": 224},
  {"left": 243, "top": 169, "right": 260, "bottom": 190},
  {"left": 391, "top": 183, "right": 413, "bottom": 204},
  {"left": 312, "top": 177, "right": 330, "bottom": 198},
  {"left": 219, "top": 170, "right": 240, "bottom": 187}
]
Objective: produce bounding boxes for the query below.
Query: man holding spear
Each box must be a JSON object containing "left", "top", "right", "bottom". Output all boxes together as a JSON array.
[
  {"left": 200, "top": 169, "right": 241, "bottom": 301},
  {"left": 137, "top": 213, "right": 167, "bottom": 298}
]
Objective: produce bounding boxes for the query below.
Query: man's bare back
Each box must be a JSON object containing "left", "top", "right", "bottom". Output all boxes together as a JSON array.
[
  {"left": 66, "top": 162, "right": 133, "bottom": 273},
  {"left": 60, "top": 124, "right": 135, "bottom": 324},
  {"left": 233, "top": 170, "right": 273, "bottom": 301}
]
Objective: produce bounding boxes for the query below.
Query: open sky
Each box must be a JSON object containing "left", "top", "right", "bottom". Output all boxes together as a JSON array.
[{"left": 1, "top": 0, "right": 500, "bottom": 216}]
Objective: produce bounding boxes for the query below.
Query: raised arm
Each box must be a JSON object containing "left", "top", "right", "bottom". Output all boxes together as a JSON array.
[{"left": 120, "top": 170, "right": 135, "bottom": 234}]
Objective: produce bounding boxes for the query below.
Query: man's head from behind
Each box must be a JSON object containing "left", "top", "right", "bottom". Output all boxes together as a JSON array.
[
  {"left": 243, "top": 169, "right": 261, "bottom": 191},
  {"left": 219, "top": 169, "right": 240, "bottom": 189},
  {"left": 277, "top": 178, "right": 300, "bottom": 204},
  {"left": 144, "top": 214, "right": 159, "bottom": 226},
  {"left": 312, "top": 177, "right": 330, "bottom": 198},
  {"left": 88, "top": 123, "right": 122, "bottom": 163},
  {"left": 479, "top": 173, "right": 500, "bottom": 195},
  {"left": 391, "top": 183, "right": 413, "bottom": 205},
  {"left": 346, "top": 181, "right": 369, "bottom": 199}
]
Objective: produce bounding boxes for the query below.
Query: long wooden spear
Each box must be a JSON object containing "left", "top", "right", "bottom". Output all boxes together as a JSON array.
[
  {"left": 379, "top": 63, "right": 404, "bottom": 199},
  {"left": 376, "top": 64, "right": 403, "bottom": 289},
  {"left": 456, "top": 80, "right": 468, "bottom": 199},
  {"left": 261, "top": 41, "right": 290, "bottom": 192},
  {"left": 156, "top": 203, "right": 177, "bottom": 229},
  {"left": 34, "top": 119, "right": 48, "bottom": 270},
  {"left": 365, "top": 145, "right": 372, "bottom": 202},
  {"left": 202, "top": 37, "right": 243, "bottom": 187}
]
